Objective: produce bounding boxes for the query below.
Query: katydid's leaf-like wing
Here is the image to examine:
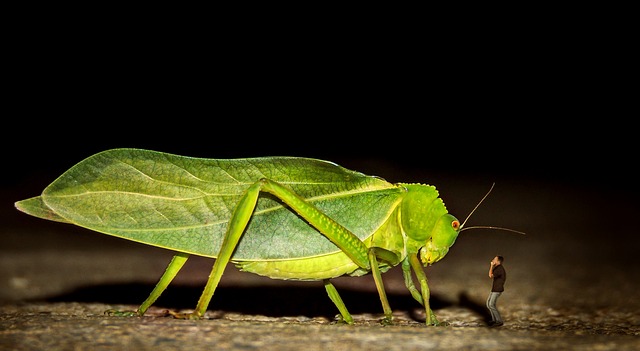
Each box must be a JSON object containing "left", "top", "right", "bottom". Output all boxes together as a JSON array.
[
  {"left": 15, "top": 196, "right": 71, "bottom": 223},
  {"left": 15, "top": 148, "right": 404, "bottom": 260}
]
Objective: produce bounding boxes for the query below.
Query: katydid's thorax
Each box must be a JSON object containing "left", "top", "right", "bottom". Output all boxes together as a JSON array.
[{"left": 396, "top": 183, "right": 449, "bottom": 254}]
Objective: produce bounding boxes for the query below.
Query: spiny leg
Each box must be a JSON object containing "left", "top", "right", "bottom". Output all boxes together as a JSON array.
[
  {"left": 106, "top": 253, "right": 189, "bottom": 317},
  {"left": 324, "top": 279, "right": 354, "bottom": 324}
]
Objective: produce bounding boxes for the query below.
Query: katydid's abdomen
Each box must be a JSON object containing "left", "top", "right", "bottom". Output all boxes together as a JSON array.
[{"left": 237, "top": 251, "right": 361, "bottom": 280}]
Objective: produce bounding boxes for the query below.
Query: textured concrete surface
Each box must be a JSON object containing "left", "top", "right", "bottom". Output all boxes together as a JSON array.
[{"left": 2, "top": 171, "right": 639, "bottom": 350}]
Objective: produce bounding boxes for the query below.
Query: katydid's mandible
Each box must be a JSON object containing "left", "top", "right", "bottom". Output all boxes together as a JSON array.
[{"left": 15, "top": 148, "right": 520, "bottom": 326}]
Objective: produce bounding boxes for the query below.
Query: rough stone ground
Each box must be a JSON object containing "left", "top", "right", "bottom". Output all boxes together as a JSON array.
[{"left": 2, "top": 176, "right": 639, "bottom": 350}]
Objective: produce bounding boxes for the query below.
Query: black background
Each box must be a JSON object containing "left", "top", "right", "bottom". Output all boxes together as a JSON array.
[{"left": 3, "top": 23, "right": 638, "bottom": 250}]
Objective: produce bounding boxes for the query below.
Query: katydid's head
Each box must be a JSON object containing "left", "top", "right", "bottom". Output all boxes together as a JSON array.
[
  {"left": 419, "top": 183, "right": 525, "bottom": 267},
  {"left": 420, "top": 214, "right": 461, "bottom": 265}
]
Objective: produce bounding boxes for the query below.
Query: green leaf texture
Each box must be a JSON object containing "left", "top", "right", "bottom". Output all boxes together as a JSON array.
[{"left": 17, "top": 149, "right": 404, "bottom": 260}]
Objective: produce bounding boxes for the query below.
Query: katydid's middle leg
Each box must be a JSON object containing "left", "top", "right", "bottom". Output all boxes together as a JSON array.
[
  {"left": 368, "top": 247, "right": 400, "bottom": 325},
  {"left": 325, "top": 247, "right": 399, "bottom": 326}
]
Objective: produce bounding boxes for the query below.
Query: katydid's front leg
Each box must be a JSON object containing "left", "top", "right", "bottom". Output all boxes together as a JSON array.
[{"left": 402, "top": 257, "right": 424, "bottom": 307}]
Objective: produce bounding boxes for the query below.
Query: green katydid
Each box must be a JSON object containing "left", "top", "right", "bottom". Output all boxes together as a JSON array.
[{"left": 14, "top": 148, "right": 520, "bottom": 325}]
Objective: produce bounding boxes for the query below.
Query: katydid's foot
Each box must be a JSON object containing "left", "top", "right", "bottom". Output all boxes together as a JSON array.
[
  {"left": 167, "top": 310, "right": 204, "bottom": 320},
  {"left": 104, "top": 309, "right": 140, "bottom": 317},
  {"left": 333, "top": 314, "right": 354, "bottom": 325},
  {"left": 425, "top": 317, "right": 449, "bottom": 326},
  {"left": 380, "top": 315, "right": 394, "bottom": 326},
  {"left": 425, "top": 310, "right": 447, "bottom": 326}
]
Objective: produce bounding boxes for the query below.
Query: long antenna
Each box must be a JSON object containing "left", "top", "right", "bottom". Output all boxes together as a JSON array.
[
  {"left": 460, "top": 225, "right": 526, "bottom": 235},
  {"left": 460, "top": 182, "right": 495, "bottom": 229},
  {"left": 459, "top": 182, "right": 526, "bottom": 235}
]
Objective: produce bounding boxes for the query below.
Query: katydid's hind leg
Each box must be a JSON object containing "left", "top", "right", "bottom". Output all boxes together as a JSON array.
[
  {"left": 324, "top": 279, "right": 354, "bottom": 324},
  {"left": 168, "top": 181, "right": 263, "bottom": 320},
  {"left": 105, "top": 253, "right": 189, "bottom": 317},
  {"left": 139, "top": 253, "right": 189, "bottom": 315}
]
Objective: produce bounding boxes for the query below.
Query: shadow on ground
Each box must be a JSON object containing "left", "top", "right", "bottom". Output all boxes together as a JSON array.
[{"left": 39, "top": 283, "right": 472, "bottom": 322}]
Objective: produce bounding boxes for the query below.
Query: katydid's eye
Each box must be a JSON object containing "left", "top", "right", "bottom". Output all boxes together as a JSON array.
[{"left": 451, "top": 220, "right": 460, "bottom": 230}]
